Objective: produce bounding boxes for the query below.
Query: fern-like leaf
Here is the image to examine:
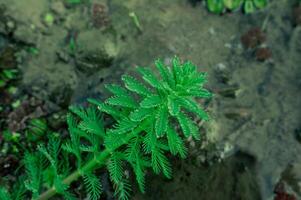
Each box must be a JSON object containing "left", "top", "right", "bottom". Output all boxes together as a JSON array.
[
  {"left": 88, "top": 99, "right": 126, "bottom": 119},
  {"left": 155, "top": 59, "right": 175, "bottom": 88},
  {"left": 105, "top": 84, "right": 129, "bottom": 96},
  {"left": 114, "top": 178, "right": 131, "bottom": 200},
  {"left": 108, "top": 152, "right": 124, "bottom": 184},
  {"left": 0, "top": 188, "right": 11, "bottom": 200},
  {"left": 155, "top": 106, "right": 168, "bottom": 137},
  {"left": 137, "top": 67, "right": 162, "bottom": 89},
  {"left": 166, "top": 126, "right": 187, "bottom": 158},
  {"left": 106, "top": 95, "right": 138, "bottom": 108},
  {"left": 151, "top": 146, "right": 172, "bottom": 178},
  {"left": 24, "top": 152, "right": 42, "bottom": 198},
  {"left": 122, "top": 75, "right": 150, "bottom": 96},
  {"left": 186, "top": 88, "right": 212, "bottom": 98},
  {"left": 167, "top": 96, "right": 180, "bottom": 116},
  {"left": 54, "top": 176, "right": 76, "bottom": 200},
  {"left": 83, "top": 173, "right": 102, "bottom": 200},
  {"left": 176, "top": 112, "right": 199, "bottom": 139},
  {"left": 110, "top": 118, "right": 137, "bottom": 135},
  {"left": 179, "top": 97, "right": 209, "bottom": 121},
  {"left": 129, "top": 107, "right": 153, "bottom": 122},
  {"left": 77, "top": 107, "right": 105, "bottom": 137},
  {"left": 132, "top": 157, "right": 145, "bottom": 193},
  {"left": 140, "top": 95, "right": 162, "bottom": 108}
]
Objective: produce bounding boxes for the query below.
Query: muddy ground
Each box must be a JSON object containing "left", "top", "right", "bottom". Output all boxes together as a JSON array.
[{"left": 0, "top": 0, "right": 301, "bottom": 199}]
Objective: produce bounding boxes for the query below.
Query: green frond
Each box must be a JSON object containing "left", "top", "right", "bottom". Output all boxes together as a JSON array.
[
  {"left": 166, "top": 126, "right": 187, "bottom": 158},
  {"left": 142, "top": 127, "right": 156, "bottom": 153},
  {"left": 54, "top": 176, "right": 76, "bottom": 200},
  {"left": 83, "top": 173, "right": 102, "bottom": 200},
  {"left": 24, "top": 152, "right": 42, "bottom": 198},
  {"left": 155, "top": 106, "right": 168, "bottom": 137},
  {"left": 155, "top": 59, "right": 175, "bottom": 88},
  {"left": 111, "top": 118, "right": 137, "bottom": 135},
  {"left": 48, "top": 136, "right": 61, "bottom": 167},
  {"left": 122, "top": 75, "right": 150, "bottom": 96},
  {"left": 77, "top": 107, "right": 105, "bottom": 137},
  {"left": 178, "top": 97, "right": 209, "bottom": 121},
  {"left": 105, "top": 132, "right": 127, "bottom": 150},
  {"left": 125, "top": 137, "right": 140, "bottom": 162},
  {"left": 140, "top": 95, "right": 162, "bottom": 108},
  {"left": 106, "top": 95, "right": 138, "bottom": 108},
  {"left": 63, "top": 142, "right": 79, "bottom": 156},
  {"left": 137, "top": 67, "right": 162, "bottom": 89},
  {"left": 12, "top": 181, "right": 26, "bottom": 200},
  {"left": 88, "top": 99, "right": 126, "bottom": 119},
  {"left": 67, "top": 112, "right": 78, "bottom": 130},
  {"left": 0, "top": 188, "right": 12, "bottom": 200},
  {"left": 176, "top": 112, "right": 199, "bottom": 139},
  {"left": 69, "top": 106, "right": 88, "bottom": 121},
  {"left": 131, "top": 156, "right": 145, "bottom": 193},
  {"left": 108, "top": 152, "right": 124, "bottom": 184},
  {"left": 167, "top": 96, "right": 180, "bottom": 116},
  {"left": 38, "top": 138, "right": 61, "bottom": 173},
  {"left": 114, "top": 178, "right": 131, "bottom": 200},
  {"left": 151, "top": 146, "right": 172, "bottom": 178},
  {"left": 186, "top": 88, "right": 212, "bottom": 98},
  {"left": 105, "top": 84, "right": 129, "bottom": 96},
  {"left": 129, "top": 107, "right": 153, "bottom": 122},
  {"left": 171, "top": 56, "right": 182, "bottom": 83}
]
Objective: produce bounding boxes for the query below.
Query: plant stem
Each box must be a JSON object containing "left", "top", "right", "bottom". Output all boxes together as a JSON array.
[{"left": 37, "top": 120, "right": 150, "bottom": 200}]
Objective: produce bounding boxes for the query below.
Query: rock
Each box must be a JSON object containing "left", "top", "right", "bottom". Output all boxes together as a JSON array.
[
  {"left": 255, "top": 47, "right": 272, "bottom": 62},
  {"left": 241, "top": 27, "right": 266, "bottom": 49},
  {"left": 215, "top": 63, "right": 231, "bottom": 84},
  {"left": 56, "top": 50, "right": 70, "bottom": 63},
  {"left": 216, "top": 84, "right": 240, "bottom": 98},
  {"left": 75, "top": 50, "right": 113, "bottom": 74},
  {"left": 13, "top": 25, "right": 39, "bottom": 45},
  {"left": 5, "top": 18, "right": 16, "bottom": 33},
  {"left": 91, "top": 3, "right": 110, "bottom": 29},
  {"left": 224, "top": 107, "right": 250, "bottom": 120},
  {"left": 50, "top": 1, "right": 66, "bottom": 16}
]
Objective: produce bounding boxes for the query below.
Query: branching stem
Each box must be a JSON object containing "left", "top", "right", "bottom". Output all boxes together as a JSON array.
[{"left": 37, "top": 120, "right": 149, "bottom": 200}]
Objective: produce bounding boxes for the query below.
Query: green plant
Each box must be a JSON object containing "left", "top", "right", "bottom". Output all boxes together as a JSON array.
[
  {"left": 26, "top": 118, "right": 49, "bottom": 142},
  {"left": 207, "top": 0, "right": 268, "bottom": 14},
  {"left": 0, "top": 56, "right": 212, "bottom": 200},
  {"left": 0, "top": 69, "right": 18, "bottom": 88}
]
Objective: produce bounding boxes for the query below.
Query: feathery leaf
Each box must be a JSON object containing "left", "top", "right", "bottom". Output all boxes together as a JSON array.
[
  {"left": 137, "top": 67, "right": 161, "bottom": 89},
  {"left": 166, "top": 126, "right": 187, "bottom": 158},
  {"left": 167, "top": 96, "right": 180, "bottom": 116},
  {"left": 179, "top": 98, "right": 209, "bottom": 121},
  {"left": 155, "top": 106, "right": 168, "bottom": 137},
  {"left": 140, "top": 95, "right": 162, "bottom": 108},
  {"left": 83, "top": 173, "right": 102, "bottom": 200},
  {"left": 108, "top": 152, "right": 124, "bottom": 184},
  {"left": 129, "top": 107, "right": 153, "bottom": 122},
  {"left": 122, "top": 75, "right": 150, "bottom": 96},
  {"left": 176, "top": 112, "right": 199, "bottom": 139},
  {"left": 106, "top": 95, "right": 138, "bottom": 108},
  {"left": 0, "top": 188, "right": 12, "bottom": 200},
  {"left": 105, "top": 84, "right": 129, "bottom": 96}
]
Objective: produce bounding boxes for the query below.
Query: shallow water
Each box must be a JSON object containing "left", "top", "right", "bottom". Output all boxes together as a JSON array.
[{"left": 0, "top": 0, "right": 301, "bottom": 199}]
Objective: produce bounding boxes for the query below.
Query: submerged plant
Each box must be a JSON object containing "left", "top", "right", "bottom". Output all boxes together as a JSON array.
[
  {"left": 207, "top": 0, "right": 268, "bottom": 14},
  {"left": 0, "top": 56, "right": 212, "bottom": 200}
]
